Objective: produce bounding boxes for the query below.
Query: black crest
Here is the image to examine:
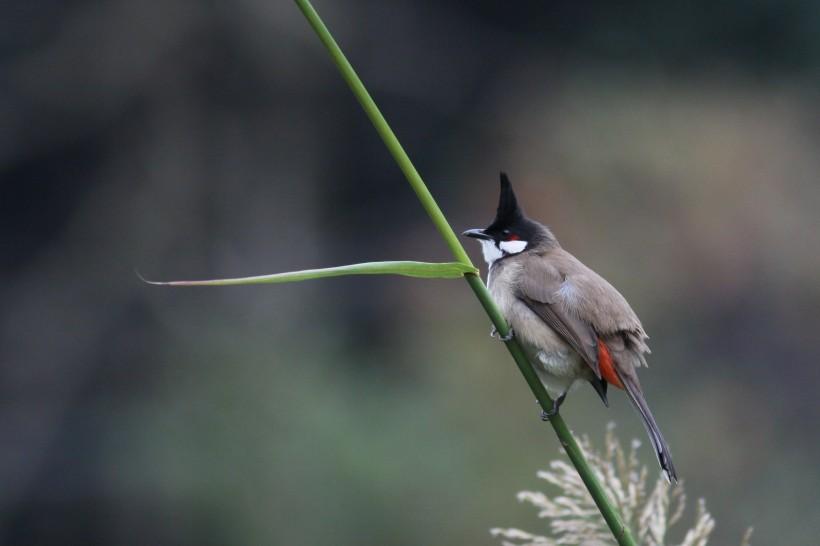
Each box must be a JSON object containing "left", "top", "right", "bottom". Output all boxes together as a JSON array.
[{"left": 489, "top": 172, "right": 524, "bottom": 230}]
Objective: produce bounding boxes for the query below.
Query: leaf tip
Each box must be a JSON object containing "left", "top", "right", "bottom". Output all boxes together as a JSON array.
[{"left": 136, "top": 269, "right": 172, "bottom": 286}]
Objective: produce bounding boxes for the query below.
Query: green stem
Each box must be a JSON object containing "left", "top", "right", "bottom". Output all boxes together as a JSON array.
[
  {"left": 294, "top": 1, "right": 636, "bottom": 544},
  {"left": 293, "top": 0, "right": 470, "bottom": 266}
]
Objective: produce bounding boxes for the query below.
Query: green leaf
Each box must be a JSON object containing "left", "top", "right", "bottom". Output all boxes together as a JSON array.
[{"left": 140, "top": 261, "right": 478, "bottom": 287}]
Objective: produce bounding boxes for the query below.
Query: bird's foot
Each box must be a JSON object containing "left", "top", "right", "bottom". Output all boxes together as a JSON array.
[
  {"left": 490, "top": 326, "right": 514, "bottom": 342},
  {"left": 540, "top": 392, "right": 567, "bottom": 421}
]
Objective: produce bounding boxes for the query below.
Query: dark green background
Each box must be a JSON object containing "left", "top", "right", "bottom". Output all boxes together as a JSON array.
[{"left": 2, "top": 1, "right": 819, "bottom": 544}]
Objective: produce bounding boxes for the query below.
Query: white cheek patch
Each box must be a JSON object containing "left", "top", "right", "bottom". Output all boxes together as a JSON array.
[
  {"left": 479, "top": 239, "right": 503, "bottom": 265},
  {"left": 499, "top": 240, "right": 528, "bottom": 254}
]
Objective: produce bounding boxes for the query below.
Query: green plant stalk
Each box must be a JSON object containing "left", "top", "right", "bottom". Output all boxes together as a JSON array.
[
  {"left": 293, "top": 1, "right": 469, "bottom": 267},
  {"left": 294, "top": 1, "right": 636, "bottom": 544}
]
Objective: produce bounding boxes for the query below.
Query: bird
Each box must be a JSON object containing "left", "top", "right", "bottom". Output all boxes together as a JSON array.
[{"left": 462, "top": 172, "right": 678, "bottom": 483}]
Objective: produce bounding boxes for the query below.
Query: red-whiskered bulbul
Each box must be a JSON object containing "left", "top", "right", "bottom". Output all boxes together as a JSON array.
[{"left": 463, "top": 173, "right": 678, "bottom": 483}]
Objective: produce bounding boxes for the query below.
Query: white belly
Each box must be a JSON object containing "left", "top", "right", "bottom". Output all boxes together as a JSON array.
[{"left": 531, "top": 347, "right": 588, "bottom": 398}]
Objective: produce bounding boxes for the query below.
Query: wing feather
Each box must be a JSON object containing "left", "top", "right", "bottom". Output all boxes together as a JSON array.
[{"left": 515, "top": 256, "right": 602, "bottom": 379}]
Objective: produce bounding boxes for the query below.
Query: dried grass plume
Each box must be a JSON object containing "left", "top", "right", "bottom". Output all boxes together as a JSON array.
[{"left": 491, "top": 424, "right": 752, "bottom": 546}]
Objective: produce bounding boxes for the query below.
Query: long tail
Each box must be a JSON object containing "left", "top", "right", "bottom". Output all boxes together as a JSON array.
[{"left": 620, "top": 375, "right": 678, "bottom": 483}]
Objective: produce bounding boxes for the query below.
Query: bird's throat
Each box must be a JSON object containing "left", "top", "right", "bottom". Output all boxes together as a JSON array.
[{"left": 479, "top": 239, "right": 503, "bottom": 265}]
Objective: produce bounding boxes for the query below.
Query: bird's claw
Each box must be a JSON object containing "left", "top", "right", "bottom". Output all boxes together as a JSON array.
[
  {"left": 539, "top": 392, "right": 567, "bottom": 421},
  {"left": 490, "top": 326, "right": 514, "bottom": 342}
]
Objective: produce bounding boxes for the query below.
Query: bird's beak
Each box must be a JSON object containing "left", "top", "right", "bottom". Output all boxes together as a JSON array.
[{"left": 462, "top": 228, "right": 492, "bottom": 240}]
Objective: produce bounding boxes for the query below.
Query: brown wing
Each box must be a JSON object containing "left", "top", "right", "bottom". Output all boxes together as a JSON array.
[
  {"left": 520, "top": 248, "right": 650, "bottom": 347},
  {"left": 515, "top": 254, "right": 602, "bottom": 380}
]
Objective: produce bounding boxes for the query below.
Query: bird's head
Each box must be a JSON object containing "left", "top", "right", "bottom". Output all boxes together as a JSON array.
[{"left": 462, "top": 173, "right": 555, "bottom": 265}]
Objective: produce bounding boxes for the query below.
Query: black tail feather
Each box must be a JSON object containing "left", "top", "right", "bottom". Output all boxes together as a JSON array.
[
  {"left": 620, "top": 375, "right": 678, "bottom": 483},
  {"left": 589, "top": 377, "right": 609, "bottom": 407}
]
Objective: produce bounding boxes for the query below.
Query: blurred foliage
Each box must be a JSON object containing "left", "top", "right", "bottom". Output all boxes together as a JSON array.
[{"left": 1, "top": 1, "right": 819, "bottom": 545}]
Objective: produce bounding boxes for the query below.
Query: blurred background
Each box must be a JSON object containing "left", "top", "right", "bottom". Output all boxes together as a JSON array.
[{"left": 2, "top": 0, "right": 819, "bottom": 544}]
